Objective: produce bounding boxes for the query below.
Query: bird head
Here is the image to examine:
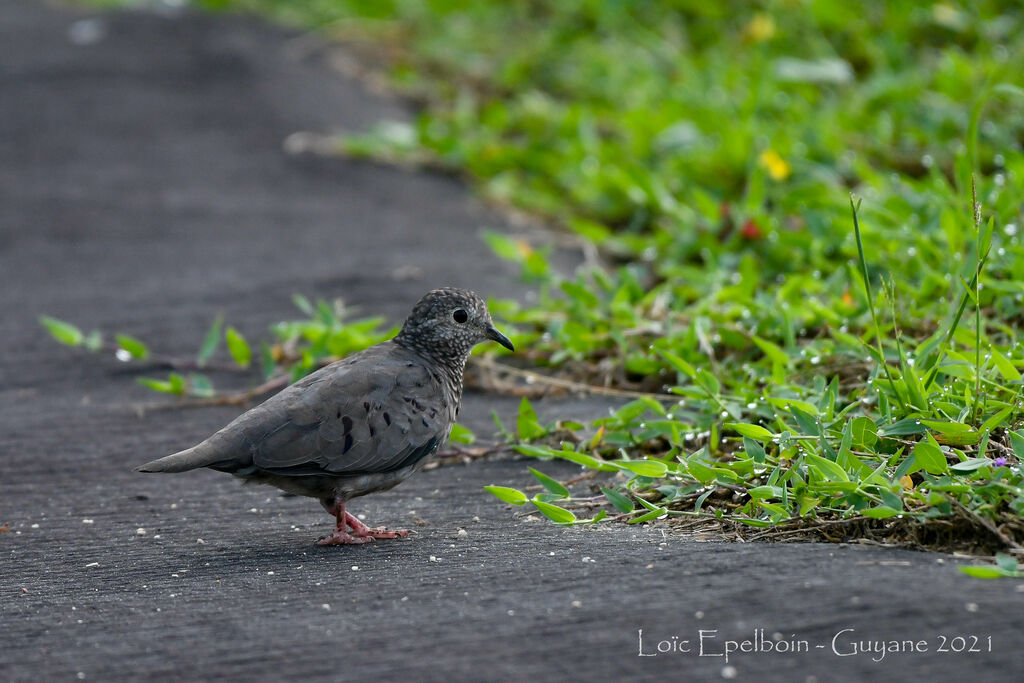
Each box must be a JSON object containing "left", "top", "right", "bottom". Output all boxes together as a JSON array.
[{"left": 394, "top": 288, "right": 514, "bottom": 363}]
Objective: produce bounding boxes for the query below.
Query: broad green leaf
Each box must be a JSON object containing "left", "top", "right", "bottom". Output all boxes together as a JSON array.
[
  {"left": 748, "top": 485, "right": 783, "bottom": 499},
  {"left": 187, "top": 373, "right": 215, "bottom": 398},
  {"left": 990, "top": 348, "right": 1021, "bottom": 381},
  {"left": 512, "top": 444, "right": 557, "bottom": 459},
  {"left": 628, "top": 507, "right": 668, "bottom": 524},
  {"left": 197, "top": 314, "right": 223, "bottom": 366},
  {"left": 789, "top": 406, "right": 820, "bottom": 436},
  {"left": 813, "top": 481, "right": 860, "bottom": 493},
  {"left": 958, "top": 566, "right": 1012, "bottom": 579},
  {"left": 612, "top": 459, "right": 669, "bottom": 477},
  {"left": 39, "top": 316, "right": 83, "bottom": 346},
  {"left": 634, "top": 495, "right": 661, "bottom": 512},
  {"left": 920, "top": 420, "right": 974, "bottom": 435},
  {"left": 613, "top": 399, "right": 651, "bottom": 424},
  {"left": 168, "top": 373, "right": 186, "bottom": 395},
  {"left": 482, "top": 230, "right": 526, "bottom": 261},
  {"left": 1010, "top": 431, "right": 1024, "bottom": 460},
  {"left": 861, "top": 506, "right": 901, "bottom": 519},
  {"left": 726, "top": 422, "right": 774, "bottom": 442},
  {"left": 684, "top": 455, "right": 715, "bottom": 484},
  {"left": 292, "top": 293, "right": 315, "bottom": 316},
  {"left": 560, "top": 280, "right": 601, "bottom": 309},
  {"left": 751, "top": 335, "right": 789, "bottom": 366},
  {"left": 514, "top": 445, "right": 616, "bottom": 471},
  {"left": 879, "top": 488, "right": 903, "bottom": 511},
  {"left": 225, "top": 327, "right": 251, "bottom": 367},
  {"left": 558, "top": 451, "right": 619, "bottom": 472},
  {"left": 893, "top": 451, "right": 919, "bottom": 479},
  {"left": 116, "top": 334, "right": 148, "bottom": 360},
  {"left": 316, "top": 299, "right": 337, "bottom": 326},
  {"left": 694, "top": 488, "right": 715, "bottom": 513},
  {"left": 695, "top": 368, "right": 721, "bottom": 396},
  {"left": 83, "top": 330, "right": 103, "bottom": 351},
  {"left": 995, "top": 553, "right": 1021, "bottom": 573},
  {"left": 950, "top": 458, "right": 992, "bottom": 472},
  {"left": 484, "top": 486, "right": 527, "bottom": 505},
  {"left": 601, "top": 487, "right": 633, "bottom": 513},
  {"left": 531, "top": 499, "right": 576, "bottom": 525},
  {"left": 137, "top": 377, "right": 174, "bottom": 393},
  {"left": 850, "top": 416, "right": 878, "bottom": 448},
  {"left": 766, "top": 397, "right": 819, "bottom": 416},
  {"left": 913, "top": 439, "right": 948, "bottom": 475},
  {"left": 980, "top": 407, "right": 1012, "bottom": 434},
  {"left": 657, "top": 349, "right": 696, "bottom": 378},
  {"left": 516, "top": 397, "right": 547, "bottom": 440},
  {"left": 757, "top": 501, "right": 789, "bottom": 520},
  {"left": 733, "top": 517, "right": 774, "bottom": 527},
  {"left": 743, "top": 437, "right": 766, "bottom": 464},
  {"left": 448, "top": 423, "right": 475, "bottom": 445},
  {"left": 529, "top": 468, "right": 569, "bottom": 497},
  {"left": 138, "top": 373, "right": 186, "bottom": 396},
  {"left": 878, "top": 419, "right": 926, "bottom": 437},
  {"left": 804, "top": 454, "right": 849, "bottom": 482},
  {"left": 566, "top": 217, "right": 611, "bottom": 243}
]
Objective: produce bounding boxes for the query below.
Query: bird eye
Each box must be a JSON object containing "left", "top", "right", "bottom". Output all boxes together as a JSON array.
[{"left": 452, "top": 309, "right": 468, "bottom": 323}]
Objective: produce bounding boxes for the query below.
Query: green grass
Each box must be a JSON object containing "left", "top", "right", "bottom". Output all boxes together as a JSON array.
[{"left": 62, "top": 0, "right": 1024, "bottom": 556}]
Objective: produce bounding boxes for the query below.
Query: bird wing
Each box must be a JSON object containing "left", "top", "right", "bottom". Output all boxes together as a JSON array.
[{"left": 242, "top": 347, "right": 449, "bottom": 477}]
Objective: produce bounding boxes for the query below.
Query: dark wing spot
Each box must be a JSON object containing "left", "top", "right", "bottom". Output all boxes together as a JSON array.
[
  {"left": 343, "top": 434, "right": 354, "bottom": 454},
  {"left": 383, "top": 412, "right": 391, "bottom": 426},
  {"left": 363, "top": 401, "right": 370, "bottom": 412},
  {"left": 336, "top": 409, "right": 341, "bottom": 419},
  {"left": 342, "top": 416, "right": 353, "bottom": 433},
  {"left": 422, "top": 417, "right": 430, "bottom": 428},
  {"left": 369, "top": 425, "right": 376, "bottom": 437}
]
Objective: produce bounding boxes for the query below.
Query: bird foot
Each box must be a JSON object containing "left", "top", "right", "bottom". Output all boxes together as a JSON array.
[
  {"left": 316, "top": 530, "right": 374, "bottom": 546},
  {"left": 354, "top": 527, "right": 409, "bottom": 539},
  {"left": 345, "top": 511, "right": 409, "bottom": 539}
]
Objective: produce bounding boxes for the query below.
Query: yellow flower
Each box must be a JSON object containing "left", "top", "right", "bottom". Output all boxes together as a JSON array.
[
  {"left": 758, "top": 149, "right": 791, "bottom": 181},
  {"left": 743, "top": 13, "right": 776, "bottom": 43},
  {"left": 515, "top": 239, "right": 534, "bottom": 259}
]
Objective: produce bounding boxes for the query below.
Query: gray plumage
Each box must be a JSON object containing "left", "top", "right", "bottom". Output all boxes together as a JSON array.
[{"left": 136, "top": 288, "right": 513, "bottom": 545}]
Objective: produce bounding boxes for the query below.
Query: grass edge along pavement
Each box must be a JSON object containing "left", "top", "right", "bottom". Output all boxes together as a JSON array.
[{"left": 54, "top": 1, "right": 1024, "bottom": 565}]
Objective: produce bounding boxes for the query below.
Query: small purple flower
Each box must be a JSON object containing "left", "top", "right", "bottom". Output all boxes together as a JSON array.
[{"left": 993, "top": 457, "right": 1008, "bottom": 467}]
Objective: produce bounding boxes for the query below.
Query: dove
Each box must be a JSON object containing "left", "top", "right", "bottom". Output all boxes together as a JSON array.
[{"left": 136, "top": 288, "right": 513, "bottom": 545}]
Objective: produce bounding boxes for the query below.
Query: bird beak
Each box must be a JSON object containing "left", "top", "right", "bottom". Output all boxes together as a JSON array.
[{"left": 485, "top": 325, "right": 515, "bottom": 351}]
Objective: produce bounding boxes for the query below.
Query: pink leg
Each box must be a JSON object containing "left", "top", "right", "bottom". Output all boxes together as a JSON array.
[
  {"left": 316, "top": 499, "right": 372, "bottom": 546},
  {"left": 344, "top": 511, "right": 409, "bottom": 540}
]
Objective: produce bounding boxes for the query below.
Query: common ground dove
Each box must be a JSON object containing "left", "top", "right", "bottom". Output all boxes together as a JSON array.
[{"left": 136, "top": 288, "right": 513, "bottom": 545}]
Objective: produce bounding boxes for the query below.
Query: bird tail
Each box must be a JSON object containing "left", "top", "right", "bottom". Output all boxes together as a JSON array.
[{"left": 135, "top": 445, "right": 216, "bottom": 473}]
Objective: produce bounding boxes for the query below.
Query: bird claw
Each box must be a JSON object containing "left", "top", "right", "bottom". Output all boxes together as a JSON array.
[
  {"left": 353, "top": 527, "right": 410, "bottom": 539},
  {"left": 316, "top": 531, "right": 374, "bottom": 546}
]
